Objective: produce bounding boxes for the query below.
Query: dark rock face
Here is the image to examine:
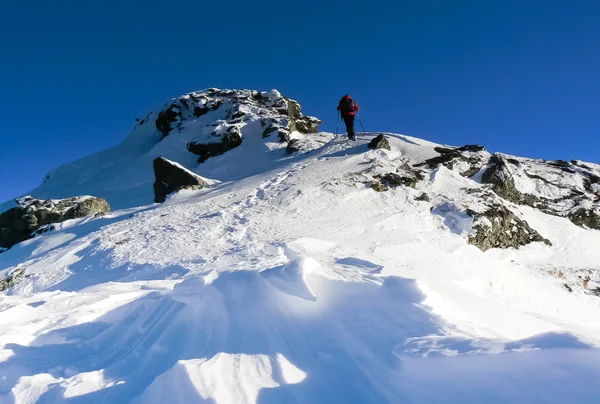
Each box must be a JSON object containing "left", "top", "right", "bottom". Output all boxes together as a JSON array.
[
  {"left": 368, "top": 135, "right": 391, "bottom": 151},
  {"left": 188, "top": 129, "right": 243, "bottom": 163},
  {"left": 153, "top": 157, "right": 206, "bottom": 203},
  {"left": 155, "top": 105, "right": 183, "bottom": 138},
  {"left": 286, "top": 139, "right": 302, "bottom": 154},
  {"left": 0, "top": 196, "right": 110, "bottom": 249},
  {"left": 467, "top": 204, "right": 551, "bottom": 251}
]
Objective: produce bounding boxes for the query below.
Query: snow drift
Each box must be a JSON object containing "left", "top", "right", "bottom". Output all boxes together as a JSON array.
[{"left": 1, "top": 88, "right": 600, "bottom": 403}]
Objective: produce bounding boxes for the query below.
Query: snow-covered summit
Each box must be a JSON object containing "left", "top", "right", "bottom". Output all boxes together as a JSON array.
[
  {"left": 4, "top": 88, "right": 321, "bottom": 211},
  {"left": 1, "top": 90, "right": 600, "bottom": 403}
]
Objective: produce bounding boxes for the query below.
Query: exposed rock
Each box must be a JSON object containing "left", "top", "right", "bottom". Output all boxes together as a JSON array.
[
  {"left": 283, "top": 98, "right": 322, "bottom": 134},
  {"left": 286, "top": 139, "right": 302, "bottom": 154},
  {"left": 0, "top": 267, "right": 26, "bottom": 292},
  {"left": 480, "top": 154, "right": 600, "bottom": 230},
  {"left": 155, "top": 104, "right": 183, "bottom": 138},
  {"left": 151, "top": 89, "right": 321, "bottom": 162},
  {"left": 293, "top": 116, "right": 323, "bottom": 134},
  {"left": 374, "top": 173, "right": 418, "bottom": 189},
  {"left": 153, "top": 157, "right": 206, "bottom": 203},
  {"left": 285, "top": 135, "right": 331, "bottom": 154},
  {"left": 368, "top": 135, "right": 391, "bottom": 151},
  {"left": 261, "top": 118, "right": 291, "bottom": 142},
  {"left": 480, "top": 154, "right": 539, "bottom": 206},
  {"left": 568, "top": 208, "right": 600, "bottom": 230},
  {"left": 466, "top": 204, "right": 551, "bottom": 252},
  {"left": 416, "top": 144, "right": 488, "bottom": 178},
  {"left": 0, "top": 196, "right": 110, "bottom": 249},
  {"left": 415, "top": 193, "right": 430, "bottom": 202},
  {"left": 371, "top": 181, "right": 388, "bottom": 192},
  {"left": 187, "top": 128, "right": 243, "bottom": 163}
]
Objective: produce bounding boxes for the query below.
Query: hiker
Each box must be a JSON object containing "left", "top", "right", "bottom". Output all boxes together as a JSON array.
[{"left": 337, "top": 94, "right": 360, "bottom": 141}]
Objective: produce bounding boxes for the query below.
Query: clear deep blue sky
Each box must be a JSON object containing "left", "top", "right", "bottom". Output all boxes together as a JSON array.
[{"left": 1, "top": 0, "right": 599, "bottom": 203}]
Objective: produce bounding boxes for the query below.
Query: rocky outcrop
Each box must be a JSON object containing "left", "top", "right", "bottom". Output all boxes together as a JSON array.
[
  {"left": 0, "top": 196, "right": 110, "bottom": 249},
  {"left": 480, "top": 155, "right": 538, "bottom": 206},
  {"left": 293, "top": 116, "right": 322, "bottom": 134},
  {"left": 151, "top": 89, "right": 321, "bottom": 163},
  {"left": 281, "top": 98, "right": 322, "bottom": 134},
  {"left": 373, "top": 173, "right": 418, "bottom": 189},
  {"left": 466, "top": 203, "right": 551, "bottom": 252},
  {"left": 0, "top": 267, "right": 26, "bottom": 292},
  {"left": 416, "top": 145, "right": 487, "bottom": 178},
  {"left": 369, "top": 161, "right": 425, "bottom": 193},
  {"left": 418, "top": 146, "right": 600, "bottom": 231},
  {"left": 368, "top": 135, "right": 391, "bottom": 151},
  {"left": 153, "top": 157, "right": 206, "bottom": 203},
  {"left": 480, "top": 154, "right": 600, "bottom": 230}
]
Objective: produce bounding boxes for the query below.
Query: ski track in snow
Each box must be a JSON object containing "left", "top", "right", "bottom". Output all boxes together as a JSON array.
[{"left": 1, "top": 135, "right": 600, "bottom": 403}]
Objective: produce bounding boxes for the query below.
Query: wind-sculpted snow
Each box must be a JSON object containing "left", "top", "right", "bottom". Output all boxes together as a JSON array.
[{"left": 2, "top": 125, "right": 600, "bottom": 402}]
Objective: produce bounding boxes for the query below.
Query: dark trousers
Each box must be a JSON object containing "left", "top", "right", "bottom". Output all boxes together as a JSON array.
[{"left": 343, "top": 114, "right": 356, "bottom": 140}]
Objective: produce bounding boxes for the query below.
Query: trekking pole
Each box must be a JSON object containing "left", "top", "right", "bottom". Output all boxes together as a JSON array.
[
  {"left": 357, "top": 113, "right": 366, "bottom": 136},
  {"left": 336, "top": 113, "right": 340, "bottom": 136}
]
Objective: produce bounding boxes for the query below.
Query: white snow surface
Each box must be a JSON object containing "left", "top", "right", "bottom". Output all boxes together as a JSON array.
[{"left": 1, "top": 90, "right": 600, "bottom": 403}]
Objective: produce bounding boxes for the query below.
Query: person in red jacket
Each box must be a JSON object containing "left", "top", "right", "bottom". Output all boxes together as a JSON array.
[{"left": 337, "top": 94, "right": 360, "bottom": 141}]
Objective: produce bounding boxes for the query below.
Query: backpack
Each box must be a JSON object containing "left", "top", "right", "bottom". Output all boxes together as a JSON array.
[{"left": 339, "top": 97, "right": 355, "bottom": 114}]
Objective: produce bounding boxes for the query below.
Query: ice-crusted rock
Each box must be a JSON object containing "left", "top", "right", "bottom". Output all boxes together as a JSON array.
[
  {"left": 145, "top": 88, "right": 321, "bottom": 163},
  {"left": 153, "top": 157, "right": 206, "bottom": 203},
  {"left": 0, "top": 196, "right": 110, "bottom": 249}
]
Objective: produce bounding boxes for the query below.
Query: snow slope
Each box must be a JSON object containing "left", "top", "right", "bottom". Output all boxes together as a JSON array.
[{"left": 1, "top": 90, "right": 600, "bottom": 403}]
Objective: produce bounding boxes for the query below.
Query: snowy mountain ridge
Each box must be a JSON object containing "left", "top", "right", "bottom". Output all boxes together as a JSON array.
[{"left": 1, "top": 88, "right": 600, "bottom": 403}]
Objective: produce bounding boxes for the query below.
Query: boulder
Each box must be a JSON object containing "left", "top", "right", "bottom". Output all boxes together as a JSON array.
[
  {"left": 0, "top": 196, "right": 110, "bottom": 249},
  {"left": 153, "top": 157, "right": 206, "bottom": 203},
  {"left": 368, "top": 135, "right": 391, "bottom": 151}
]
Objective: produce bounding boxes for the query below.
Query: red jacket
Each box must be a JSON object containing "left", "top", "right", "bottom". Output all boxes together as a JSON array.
[{"left": 337, "top": 95, "right": 360, "bottom": 116}]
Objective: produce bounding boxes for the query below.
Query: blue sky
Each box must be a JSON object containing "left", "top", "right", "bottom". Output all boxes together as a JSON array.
[{"left": 1, "top": 0, "right": 599, "bottom": 203}]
